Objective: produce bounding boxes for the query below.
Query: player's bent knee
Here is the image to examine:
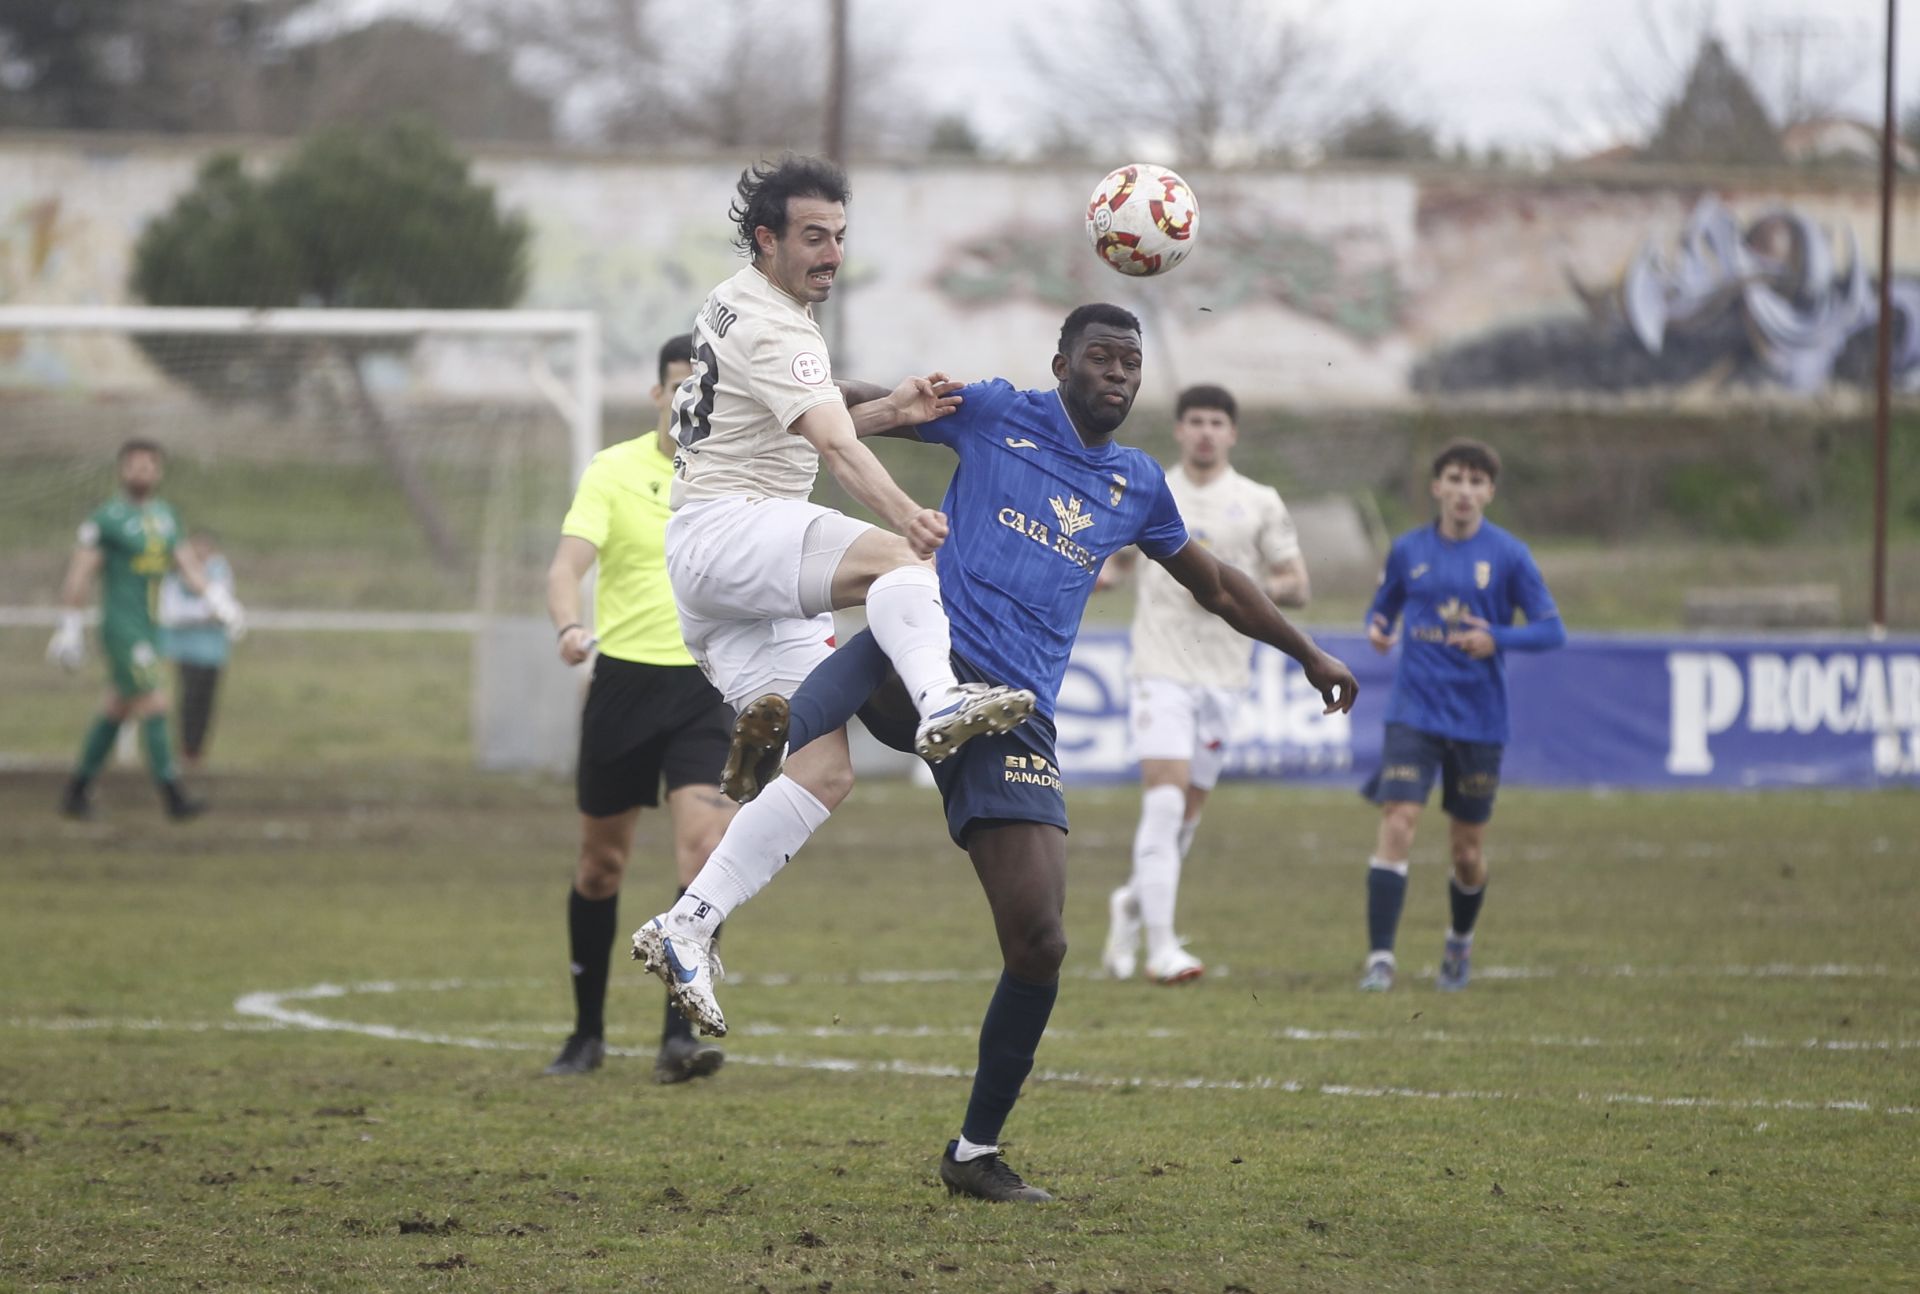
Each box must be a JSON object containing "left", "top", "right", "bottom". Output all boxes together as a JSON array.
[{"left": 1008, "top": 924, "right": 1067, "bottom": 981}]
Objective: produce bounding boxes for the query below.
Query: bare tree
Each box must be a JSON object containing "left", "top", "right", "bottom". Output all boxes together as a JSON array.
[
  {"left": 472, "top": 0, "right": 924, "bottom": 156},
  {"left": 1587, "top": 0, "right": 1873, "bottom": 147},
  {"left": 1020, "top": 0, "right": 1349, "bottom": 166}
]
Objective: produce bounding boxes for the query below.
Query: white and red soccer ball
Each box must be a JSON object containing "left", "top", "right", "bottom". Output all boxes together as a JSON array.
[{"left": 1085, "top": 163, "right": 1198, "bottom": 277}]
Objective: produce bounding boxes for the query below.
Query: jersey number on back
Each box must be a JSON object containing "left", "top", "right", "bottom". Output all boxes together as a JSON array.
[{"left": 672, "top": 342, "right": 721, "bottom": 451}]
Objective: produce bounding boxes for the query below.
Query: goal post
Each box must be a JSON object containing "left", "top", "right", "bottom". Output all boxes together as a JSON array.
[
  {"left": 0, "top": 306, "right": 602, "bottom": 486},
  {"left": 0, "top": 305, "right": 605, "bottom": 773}
]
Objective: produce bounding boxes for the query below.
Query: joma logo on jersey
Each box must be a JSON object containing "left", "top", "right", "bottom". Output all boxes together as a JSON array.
[
  {"left": 1475, "top": 561, "right": 1492, "bottom": 589},
  {"left": 997, "top": 502, "right": 1097, "bottom": 573},
  {"left": 1109, "top": 474, "right": 1128, "bottom": 507}
]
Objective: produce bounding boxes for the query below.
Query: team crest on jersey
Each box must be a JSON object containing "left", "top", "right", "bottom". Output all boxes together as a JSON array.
[
  {"left": 1109, "top": 473, "right": 1128, "bottom": 507},
  {"left": 1050, "top": 495, "right": 1096, "bottom": 538},
  {"left": 1410, "top": 563, "right": 1429, "bottom": 580},
  {"left": 1474, "top": 561, "right": 1491, "bottom": 589}
]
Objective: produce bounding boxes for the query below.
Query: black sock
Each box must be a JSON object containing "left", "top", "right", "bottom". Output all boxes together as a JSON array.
[
  {"left": 960, "top": 970, "right": 1058, "bottom": 1148},
  {"left": 1448, "top": 877, "right": 1486, "bottom": 938},
  {"left": 568, "top": 888, "right": 618, "bottom": 1040},
  {"left": 1367, "top": 864, "right": 1408, "bottom": 955},
  {"left": 661, "top": 886, "right": 720, "bottom": 1045}
]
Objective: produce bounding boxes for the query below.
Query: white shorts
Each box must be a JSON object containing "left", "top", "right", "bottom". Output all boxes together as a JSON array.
[
  {"left": 666, "top": 496, "right": 871, "bottom": 709},
  {"left": 1128, "top": 675, "right": 1240, "bottom": 790}
]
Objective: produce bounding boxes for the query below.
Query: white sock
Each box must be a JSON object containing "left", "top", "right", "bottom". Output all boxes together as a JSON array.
[
  {"left": 668, "top": 779, "right": 831, "bottom": 939},
  {"left": 1131, "top": 784, "right": 1187, "bottom": 960},
  {"left": 865, "top": 565, "right": 962, "bottom": 718},
  {"left": 1176, "top": 814, "right": 1200, "bottom": 860},
  {"left": 1446, "top": 928, "right": 1475, "bottom": 944},
  {"left": 1369, "top": 857, "right": 1410, "bottom": 877},
  {"left": 952, "top": 1134, "right": 999, "bottom": 1162}
]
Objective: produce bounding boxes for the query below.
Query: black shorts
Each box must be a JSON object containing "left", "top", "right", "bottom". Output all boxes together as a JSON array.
[
  {"left": 926, "top": 653, "right": 1069, "bottom": 849},
  {"left": 1360, "top": 722, "right": 1504, "bottom": 825},
  {"left": 576, "top": 656, "right": 733, "bottom": 818}
]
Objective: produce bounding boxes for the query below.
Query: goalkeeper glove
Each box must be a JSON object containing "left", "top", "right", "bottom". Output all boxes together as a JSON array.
[
  {"left": 205, "top": 584, "right": 247, "bottom": 642},
  {"left": 46, "top": 610, "right": 86, "bottom": 671}
]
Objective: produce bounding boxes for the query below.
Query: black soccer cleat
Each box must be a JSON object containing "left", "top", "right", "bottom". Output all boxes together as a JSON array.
[
  {"left": 721, "top": 693, "right": 790, "bottom": 804},
  {"left": 161, "top": 781, "right": 206, "bottom": 822},
  {"left": 938, "top": 1142, "right": 1054, "bottom": 1203},
  {"left": 59, "top": 778, "right": 94, "bottom": 821},
  {"left": 653, "top": 1034, "right": 726, "bottom": 1085},
  {"left": 542, "top": 1033, "right": 606, "bottom": 1076}
]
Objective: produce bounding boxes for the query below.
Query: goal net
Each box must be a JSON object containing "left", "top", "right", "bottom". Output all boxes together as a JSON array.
[{"left": 0, "top": 306, "right": 603, "bottom": 770}]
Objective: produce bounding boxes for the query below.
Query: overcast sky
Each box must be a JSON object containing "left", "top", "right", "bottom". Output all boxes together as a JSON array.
[{"left": 336, "top": 0, "right": 1917, "bottom": 156}]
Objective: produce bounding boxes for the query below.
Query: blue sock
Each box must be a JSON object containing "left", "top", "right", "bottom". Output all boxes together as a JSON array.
[
  {"left": 1367, "top": 861, "right": 1408, "bottom": 955},
  {"left": 1448, "top": 878, "right": 1486, "bottom": 938},
  {"left": 960, "top": 970, "right": 1058, "bottom": 1147},
  {"left": 788, "top": 629, "right": 915, "bottom": 755}
]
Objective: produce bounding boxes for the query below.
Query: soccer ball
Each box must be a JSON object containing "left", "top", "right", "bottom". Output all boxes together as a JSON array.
[{"left": 1085, "top": 164, "right": 1199, "bottom": 277}]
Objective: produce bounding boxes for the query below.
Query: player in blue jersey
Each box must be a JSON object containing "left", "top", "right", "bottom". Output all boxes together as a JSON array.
[
  {"left": 636, "top": 303, "right": 1358, "bottom": 1202},
  {"left": 1357, "top": 439, "right": 1565, "bottom": 993}
]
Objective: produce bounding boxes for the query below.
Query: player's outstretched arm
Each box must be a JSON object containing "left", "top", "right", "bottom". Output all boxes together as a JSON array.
[
  {"left": 1156, "top": 541, "right": 1358, "bottom": 715},
  {"left": 792, "top": 402, "right": 948, "bottom": 557},
  {"left": 47, "top": 544, "right": 101, "bottom": 670},
  {"left": 546, "top": 535, "right": 599, "bottom": 665},
  {"left": 843, "top": 375, "right": 963, "bottom": 440}
]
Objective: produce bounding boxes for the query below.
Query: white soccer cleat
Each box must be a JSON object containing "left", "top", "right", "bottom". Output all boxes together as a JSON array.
[
  {"left": 631, "top": 916, "right": 728, "bottom": 1037},
  {"left": 914, "top": 683, "right": 1036, "bottom": 763},
  {"left": 1146, "top": 944, "right": 1205, "bottom": 985},
  {"left": 1102, "top": 886, "right": 1142, "bottom": 979}
]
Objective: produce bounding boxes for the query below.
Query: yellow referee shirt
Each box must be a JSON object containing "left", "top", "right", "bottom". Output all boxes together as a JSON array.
[{"left": 560, "top": 434, "right": 694, "bottom": 666}]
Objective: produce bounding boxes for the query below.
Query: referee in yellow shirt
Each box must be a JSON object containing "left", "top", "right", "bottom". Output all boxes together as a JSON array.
[{"left": 544, "top": 334, "right": 738, "bottom": 1082}]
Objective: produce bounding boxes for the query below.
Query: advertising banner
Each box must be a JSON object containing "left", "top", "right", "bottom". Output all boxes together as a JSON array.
[{"left": 1055, "top": 631, "right": 1920, "bottom": 790}]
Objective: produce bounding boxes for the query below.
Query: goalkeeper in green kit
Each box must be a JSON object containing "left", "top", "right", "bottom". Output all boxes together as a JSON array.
[{"left": 48, "top": 439, "right": 243, "bottom": 820}]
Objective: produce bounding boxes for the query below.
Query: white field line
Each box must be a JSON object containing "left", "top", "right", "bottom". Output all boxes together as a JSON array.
[
  {"left": 15, "top": 1012, "right": 1913, "bottom": 1056},
  {"left": 207, "top": 978, "right": 1919, "bottom": 1119}
]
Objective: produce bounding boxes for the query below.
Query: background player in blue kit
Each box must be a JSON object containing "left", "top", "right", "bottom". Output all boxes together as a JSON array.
[
  {"left": 1358, "top": 439, "right": 1566, "bottom": 993},
  {"left": 666, "top": 304, "right": 1359, "bottom": 1202}
]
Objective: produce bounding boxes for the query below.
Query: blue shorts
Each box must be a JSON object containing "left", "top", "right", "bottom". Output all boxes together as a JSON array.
[
  {"left": 927, "top": 656, "right": 1068, "bottom": 849},
  {"left": 1361, "top": 723, "right": 1504, "bottom": 825}
]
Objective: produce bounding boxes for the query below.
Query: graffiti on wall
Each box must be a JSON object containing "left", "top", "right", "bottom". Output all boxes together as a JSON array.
[{"left": 1416, "top": 197, "right": 1920, "bottom": 396}]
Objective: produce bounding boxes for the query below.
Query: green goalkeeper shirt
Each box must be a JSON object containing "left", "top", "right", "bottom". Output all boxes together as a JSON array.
[{"left": 79, "top": 496, "right": 180, "bottom": 638}]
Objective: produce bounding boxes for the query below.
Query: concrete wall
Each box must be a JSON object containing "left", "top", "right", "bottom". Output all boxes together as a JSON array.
[{"left": 6, "top": 134, "right": 1920, "bottom": 405}]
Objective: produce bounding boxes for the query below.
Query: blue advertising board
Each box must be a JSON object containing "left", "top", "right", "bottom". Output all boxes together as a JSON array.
[{"left": 1054, "top": 630, "right": 1920, "bottom": 790}]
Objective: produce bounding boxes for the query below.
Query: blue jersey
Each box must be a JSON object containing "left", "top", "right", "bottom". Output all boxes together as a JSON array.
[
  {"left": 919, "top": 380, "right": 1189, "bottom": 718},
  {"left": 1366, "top": 520, "right": 1562, "bottom": 744}
]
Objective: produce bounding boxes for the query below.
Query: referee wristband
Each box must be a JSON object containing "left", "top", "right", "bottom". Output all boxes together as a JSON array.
[{"left": 557, "top": 622, "right": 584, "bottom": 640}]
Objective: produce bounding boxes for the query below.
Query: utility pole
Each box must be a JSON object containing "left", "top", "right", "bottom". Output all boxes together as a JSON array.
[
  {"left": 1871, "top": 0, "right": 1896, "bottom": 638},
  {"left": 825, "top": 0, "right": 849, "bottom": 163},
  {"left": 822, "top": 0, "right": 851, "bottom": 368}
]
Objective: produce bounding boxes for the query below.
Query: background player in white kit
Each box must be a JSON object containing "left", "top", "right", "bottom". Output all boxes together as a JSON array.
[
  {"left": 1097, "top": 384, "right": 1310, "bottom": 983},
  {"left": 632, "top": 155, "right": 1032, "bottom": 1021}
]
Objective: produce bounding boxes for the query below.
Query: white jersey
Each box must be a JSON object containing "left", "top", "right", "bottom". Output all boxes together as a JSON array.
[
  {"left": 670, "top": 263, "right": 845, "bottom": 507},
  {"left": 1129, "top": 464, "right": 1302, "bottom": 690}
]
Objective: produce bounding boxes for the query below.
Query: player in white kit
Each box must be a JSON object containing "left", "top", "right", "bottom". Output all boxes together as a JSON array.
[
  {"left": 1098, "top": 385, "right": 1309, "bottom": 983},
  {"left": 632, "top": 156, "right": 1034, "bottom": 1031}
]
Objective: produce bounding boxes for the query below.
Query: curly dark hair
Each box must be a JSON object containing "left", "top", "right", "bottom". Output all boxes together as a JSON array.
[
  {"left": 730, "top": 154, "right": 851, "bottom": 259},
  {"left": 1057, "top": 303, "right": 1142, "bottom": 356}
]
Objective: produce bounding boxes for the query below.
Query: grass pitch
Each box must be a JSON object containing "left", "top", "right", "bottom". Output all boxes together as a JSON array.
[{"left": 2, "top": 764, "right": 1916, "bottom": 1293}]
